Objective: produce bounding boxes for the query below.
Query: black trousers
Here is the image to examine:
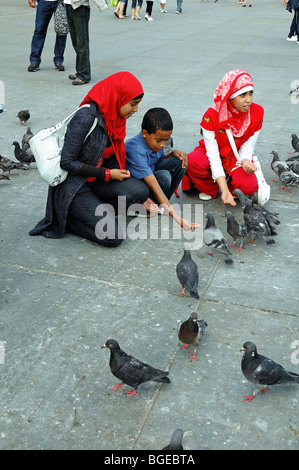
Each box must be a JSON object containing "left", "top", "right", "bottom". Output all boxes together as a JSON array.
[
  {"left": 66, "top": 4, "right": 91, "bottom": 82},
  {"left": 66, "top": 178, "right": 149, "bottom": 247}
]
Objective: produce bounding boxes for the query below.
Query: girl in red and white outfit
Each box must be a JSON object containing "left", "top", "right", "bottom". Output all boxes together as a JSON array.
[{"left": 182, "top": 70, "right": 264, "bottom": 206}]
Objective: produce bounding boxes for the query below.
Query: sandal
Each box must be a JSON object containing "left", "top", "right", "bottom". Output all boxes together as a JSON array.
[{"left": 114, "top": 11, "right": 119, "bottom": 17}]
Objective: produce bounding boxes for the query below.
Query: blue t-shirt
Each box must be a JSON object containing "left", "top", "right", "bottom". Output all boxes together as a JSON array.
[{"left": 125, "top": 131, "right": 165, "bottom": 179}]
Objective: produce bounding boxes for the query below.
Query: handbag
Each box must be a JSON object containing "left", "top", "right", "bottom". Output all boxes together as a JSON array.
[
  {"left": 29, "top": 105, "right": 98, "bottom": 187},
  {"left": 225, "top": 129, "right": 270, "bottom": 206},
  {"left": 109, "top": 0, "right": 118, "bottom": 6},
  {"left": 54, "top": 1, "right": 69, "bottom": 36}
]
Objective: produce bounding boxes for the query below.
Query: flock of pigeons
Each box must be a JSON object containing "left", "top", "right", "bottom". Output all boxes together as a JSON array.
[
  {"left": 101, "top": 135, "right": 299, "bottom": 449},
  {"left": 0, "top": 110, "right": 35, "bottom": 181},
  {"left": 2, "top": 111, "right": 299, "bottom": 450}
]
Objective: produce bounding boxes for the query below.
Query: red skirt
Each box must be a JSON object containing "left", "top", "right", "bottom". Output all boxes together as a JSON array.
[{"left": 182, "top": 146, "right": 258, "bottom": 197}]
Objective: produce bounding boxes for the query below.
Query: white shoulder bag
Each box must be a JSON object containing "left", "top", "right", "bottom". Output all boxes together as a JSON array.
[
  {"left": 225, "top": 128, "right": 270, "bottom": 206},
  {"left": 30, "top": 105, "right": 98, "bottom": 187}
]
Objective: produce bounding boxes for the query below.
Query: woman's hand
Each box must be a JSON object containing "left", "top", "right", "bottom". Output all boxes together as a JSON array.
[
  {"left": 28, "top": 0, "right": 37, "bottom": 7},
  {"left": 241, "top": 159, "right": 257, "bottom": 174},
  {"left": 110, "top": 169, "right": 131, "bottom": 181},
  {"left": 221, "top": 189, "right": 236, "bottom": 206}
]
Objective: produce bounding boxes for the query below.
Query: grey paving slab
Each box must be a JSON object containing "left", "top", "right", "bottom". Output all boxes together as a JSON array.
[{"left": 0, "top": 0, "right": 299, "bottom": 451}]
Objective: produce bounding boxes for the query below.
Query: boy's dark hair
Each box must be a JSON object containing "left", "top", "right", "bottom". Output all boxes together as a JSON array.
[{"left": 141, "top": 108, "right": 173, "bottom": 134}]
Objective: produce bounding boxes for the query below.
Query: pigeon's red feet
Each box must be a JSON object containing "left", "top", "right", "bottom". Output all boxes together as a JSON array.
[
  {"left": 189, "top": 350, "right": 198, "bottom": 361},
  {"left": 229, "top": 243, "right": 235, "bottom": 248},
  {"left": 181, "top": 344, "right": 189, "bottom": 349},
  {"left": 110, "top": 382, "right": 124, "bottom": 391},
  {"left": 242, "top": 393, "right": 255, "bottom": 403},
  {"left": 178, "top": 288, "right": 186, "bottom": 295},
  {"left": 258, "top": 387, "right": 269, "bottom": 395},
  {"left": 207, "top": 252, "right": 213, "bottom": 256},
  {"left": 236, "top": 246, "right": 243, "bottom": 251},
  {"left": 125, "top": 389, "right": 139, "bottom": 396},
  {"left": 271, "top": 179, "right": 278, "bottom": 182}
]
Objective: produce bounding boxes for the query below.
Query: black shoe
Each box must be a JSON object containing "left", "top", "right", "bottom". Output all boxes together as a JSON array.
[
  {"left": 72, "top": 78, "right": 89, "bottom": 86},
  {"left": 55, "top": 63, "right": 65, "bottom": 71},
  {"left": 28, "top": 63, "right": 40, "bottom": 72},
  {"left": 68, "top": 73, "right": 77, "bottom": 80}
]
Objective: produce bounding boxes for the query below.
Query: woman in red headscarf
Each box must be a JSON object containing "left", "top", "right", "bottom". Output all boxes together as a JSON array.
[
  {"left": 30, "top": 71, "right": 148, "bottom": 247},
  {"left": 182, "top": 70, "right": 264, "bottom": 205}
]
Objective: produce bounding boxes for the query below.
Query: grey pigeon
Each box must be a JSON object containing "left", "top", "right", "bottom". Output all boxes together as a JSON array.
[
  {"left": 176, "top": 249, "right": 199, "bottom": 298},
  {"left": 270, "top": 149, "right": 299, "bottom": 190},
  {"left": 17, "top": 109, "right": 30, "bottom": 126},
  {"left": 21, "top": 126, "right": 34, "bottom": 152},
  {"left": 12, "top": 141, "right": 35, "bottom": 167},
  {"left": 234, "top": 189, "right": 277, "bottom": 245},
  {"left": 178, "top": 312, "right": 207, "bottom": 361},
  {"left": 101, "top": 339, "right": 171, "bottom": 396},
  {"left": 226, "top": 211, "right": 249, "bottom": 251},
  {"left": 240, "top": 341, "right": 299, "bottom": 403},
  {"left": 204, "top": 212, "right": 233, "bottom": 264},
  {"left": 251, "top": 203, "right": 280, "bottom": 227},
  {"left": 0, "top": 174, "right": 10, "bottom": 181},
  {"left": 0, "top": 155, "right": 27, "bottom": 176},
  {"left": 287, "top": 161, "right": 299, "bottom": 174},
  {"left": 162, "top": 429, "right": 184, "bottom": 450},
  {"left": 291, "top": 133, "right": 299, "bottom": 153}
]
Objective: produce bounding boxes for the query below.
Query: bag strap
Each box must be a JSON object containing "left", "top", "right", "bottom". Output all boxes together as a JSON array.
[
  {"left": 225, "top": 128, "right": 241, "bottom": 164},
  {"left": 49, "top": 104, "right": 93, "bottom": 135}
]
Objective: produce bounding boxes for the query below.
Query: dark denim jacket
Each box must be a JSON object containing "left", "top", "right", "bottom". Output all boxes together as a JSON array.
[{"left": 30, "top": 103, "right": 107, "bottom": 238}]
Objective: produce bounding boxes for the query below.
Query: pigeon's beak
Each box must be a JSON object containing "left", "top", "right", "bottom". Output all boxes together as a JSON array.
[
  {"left": 239, "top": 347, "right": 246, "bottom": 352},
  {"left": 101, "top": 344, "right": 107, "bottom": 349}
]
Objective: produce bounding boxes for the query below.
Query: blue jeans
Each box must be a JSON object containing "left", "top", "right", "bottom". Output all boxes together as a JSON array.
[
  {"left": 30, "top": 0, "right": 67, "bottom": 66},
  {"left": 152, "top": 157, "right": 186, "bottom": 202},
  {"left": 176, "top": 0, "right": 183, "bottom": 12}
]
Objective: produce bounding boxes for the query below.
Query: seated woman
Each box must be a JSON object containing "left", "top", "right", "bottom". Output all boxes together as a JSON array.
[
  {"left": 182, "top": 69, "right": 264, "bottom": 206},
  {"left": 29, "top": 71, "right": 148, "bottom": 247}
]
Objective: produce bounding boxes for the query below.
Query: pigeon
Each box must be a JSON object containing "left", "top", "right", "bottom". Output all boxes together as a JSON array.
[
  {"left": 270, "top": 150, "right": 299, "bottom": 191},
  {"left": 21, "top": 126, "right": 34, "bottom": 152},
  {"left": 178, "top": 312, "right": 207, "bottom": 361},
  {"left": 251, "top": 203, "right": 280, "bottom": 227},
  {"left": 287, "top": 161, "right": 299, "bottom": 175},
  {"left": 12, "top": 141, "right": 35, "bottom": 167},
  {"left": 162, "top": 429, "right": 184, "bottom": 450},
  {"left": 226, "top": 211, "right": 249, "bottom": 251},
  {"left": 203, "top": 212, "right": 233, "bottom": 264},
  {"left": 240, "top": 341, "right": 299, "bottom": 403},
  {"left": 176, "top": 249, "right": 200, "bottom": 298},
  {"left": 17, "top": 109, "right": 30, "bottom": 126},
  {"left": 291, "top": 133, "right": 299, "bottom": 153},
  {"left": 0, "top": 155, "right": 27, "bottom": 176},
  {"left": 0, "top": 174, "right": 10, "bottom": 181},
  {"left": 234, "top": 189, "right": 277, "bottom": 245},
  {"left": 101, "top": 339, "right": 171, "bottom": 396}
]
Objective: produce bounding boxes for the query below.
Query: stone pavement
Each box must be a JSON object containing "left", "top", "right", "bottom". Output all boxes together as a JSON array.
[{"left": 0, "top": 0, "right": 299, "bottom": 451}]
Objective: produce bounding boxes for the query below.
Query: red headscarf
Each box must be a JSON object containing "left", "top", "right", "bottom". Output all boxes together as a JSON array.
[
  {"left": 80, "top": 71, "right": 144, "bottom": 169},
  {"left": 212, "top": 70, "right": 254, "bottom": 137}
]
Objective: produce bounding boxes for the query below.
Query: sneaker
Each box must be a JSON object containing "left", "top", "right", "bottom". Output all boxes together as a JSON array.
[
  {"left": 147, "top": 16, "right": 154, "bottom": 20},
  {"left": 160, "top": 9, "right": 167, "bottom": 12},
  {"left": 145, "top": 13, "right": 149, "bottom": 18},
  {"left": 199, "top": 192, "right": 212, "bottom": 201},
  {"left": 28, "top": 63, "right": 39, "bottom": 72},
  {"left": 54, "top": 63, "right": 65, "bottom": 71},
  {"left": 68, "top": 73, "right": 77, "bottom": 80},
  {"left": 287, "top": 35, "right": 297, "bottom": 41},
  {"left": 176, "top": 10, "right": 181, "bottom": 14}
]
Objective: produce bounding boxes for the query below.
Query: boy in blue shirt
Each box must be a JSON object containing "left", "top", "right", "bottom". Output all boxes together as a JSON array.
[{"left": 125, "top": 108, "right": 199, "bottom": 231}]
